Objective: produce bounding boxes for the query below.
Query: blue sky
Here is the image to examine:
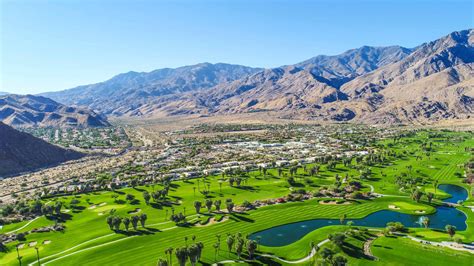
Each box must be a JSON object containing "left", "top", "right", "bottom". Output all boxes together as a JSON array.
[{"left": 1, "top": 0, "right": 473, "bottom": 94}]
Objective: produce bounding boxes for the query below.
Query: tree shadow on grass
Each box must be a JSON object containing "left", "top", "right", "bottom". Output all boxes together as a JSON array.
[
  {"left": 171, "top": 195, "right": 183, "bottom": 200},
  {"left": 133, "top": 187, "right": 145, "bottom": 192},
  {"left": 340, "top": 242, "right": 370, "bottom": 259},
  {"left": 229, "top": 213, "right": 254, "bottom": 223},
  {"left": 170, "top": 183, "right": 180, "bottom": 189},
  {"left": 130, "top": 199, "right": 141, "bottom": 205},
  {"left": 236, "top": 186, "right": 257, "bottom": 192},
  {"left": 254, "top": 255, "right": 281, "bottom": 265},
  {"left": 150, "top": 202, "right": 163, "bottom": 209}
]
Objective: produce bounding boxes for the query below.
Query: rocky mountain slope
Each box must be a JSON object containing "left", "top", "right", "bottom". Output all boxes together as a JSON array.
[
  {"left": 0, "top": 94, "right": 110, "bottom": 128},
  {"left": 39, "top": 29, "right": 473, "bottom": 124},
  {"left": 129, "top": 29, "right": 473, "bottom": 123},
  {"left": 0, "top": 122, "right": 83, "bottom": 177},
  {"left": 41, "top": 63, "right": 262, "bottom": 115}
]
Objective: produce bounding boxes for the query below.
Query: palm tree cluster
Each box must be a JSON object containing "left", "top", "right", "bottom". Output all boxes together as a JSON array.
[
  {"left": 106, "top": 213, "right": 147, "bottom": 231},
  {"left": 170, "top": 212, "right": 186, "bottom": 225},
  {"left": 158, "top": 238, "right": 204, "bottom": 266}
]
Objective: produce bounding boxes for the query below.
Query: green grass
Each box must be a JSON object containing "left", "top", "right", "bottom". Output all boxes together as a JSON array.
[
  {"left": 1, "top": 130, "right": 473, "bottom": 265},
  {"left": 372, "top": 236, "right": 473, "bottom": 266}
]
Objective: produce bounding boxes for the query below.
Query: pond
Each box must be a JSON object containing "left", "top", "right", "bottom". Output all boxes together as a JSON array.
[
  {"left": 249, "top": 184, "right": 468, "bottom": 247},
  {"left": 438, "top": 184, "right": 468, "bottom": 203}
]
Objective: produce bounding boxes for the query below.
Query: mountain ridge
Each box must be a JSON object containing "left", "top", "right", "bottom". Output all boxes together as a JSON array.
[
  {"left": 0, "top": 122, "right": 83, "bottom": 177},
  {"left": 38, "top": 29, "right": 474, "bottom": 124},
  {"left": 0, "top": 94, "right": 110, "bottom": 128}
]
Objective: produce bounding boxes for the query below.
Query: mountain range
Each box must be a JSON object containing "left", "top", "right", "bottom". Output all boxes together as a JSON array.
[
  {"left": 40, "top": 29, "right": 474, "bottom": 124},
  {"left": 0, "top": 122, "right": 83, "bottom": 177},
  {"left": 41, "top": 63, "right": 262, "bottom": 116},
  {"left": 0, "top": 94, "right": 110, "bottom": 128}
]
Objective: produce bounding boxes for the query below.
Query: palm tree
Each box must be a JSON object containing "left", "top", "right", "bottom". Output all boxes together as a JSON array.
[
  {"left": 187, "top": 244, "right": 199, "bottom": 266},
  {"left": 213, "top": 242, "right": 220, "bottom": 261},
  {"left": 226, "top": 234, "right": 234, "bottom": 255},
  {"left": 131, "top": 215, "right": 139, "bottom": 230},
  {"left": 139, "top": 213, "right": 147, "bottom": 228},
  {"left": 226, "top": 200, "right": 234, "bottom": 214},
  {"left": 246, "top": 240, "right": 257, "bottom": 260},
  {"left": 194, "top": 201, "right": 202, "bottom": 214},
  {"left": 164, "top": 247, "right": 173, "bottom": 265},
  {"left": 214, "top": 200, "right": 221, "bottom": 212},
  {"left": 235, "top": 237, "right": 244, "bottom": 259},
  {"left": 143, "top": 191, "right": 151, "bottom": 205},
  {"left": 106, "top": 216, "right": 114, "bottom": 230},
  {"left": 196, "top": 242, "right": 204, "bottom": 261},
  {"left": 112, "top": 216, "right": 122, "bottom": 231},
  {"left": 175, "top": 247, "right": 188, "bottom": 266},
  {"left": 157, "top": 258, "right": 168, "bottom": 266},
  {"left": 123, "top": 217, "right": 131, "bottom": 231},
  {"left": 205, "top": 199, "right": 213, "bottom": 213}
]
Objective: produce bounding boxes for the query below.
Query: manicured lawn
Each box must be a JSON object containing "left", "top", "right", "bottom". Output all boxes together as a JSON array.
[
  {"left": 372, "top": 236, "right": 473, "bottom": 266},
  {"left": 1, "top": 130, "right": 472, "bottom": 265}
]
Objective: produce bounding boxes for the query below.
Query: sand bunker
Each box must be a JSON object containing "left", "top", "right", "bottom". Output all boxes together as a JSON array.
[
  {"left": 98, "top": 202, "right": 107, "bottom": 206},
  {"left": 127, "top": 208, "right": 141, "bottom": 214},
  {"left": 319, "top": 200, "right": 351, "bottom": 205},
  {"left": 88, "top": 205, "right": 97, "bottom": 209},
  {"left": 388, "top": 205, "right": 400, "bottom": 210},
  {"left": 98, "top": 212, "right": 105, "bottom": 216},
  {"left": 415, "top": 210, "right": 426, "bottom": 214},
  {"left": 196, "top": 216, "right": 229, "bottom": 227},
  {"left": 42, "top": 240, "right": 51, "bottom": 245},
  {"left": 63, "top": 209, "right": 71, "bottom": 213},
  {"left": 29, "top": 241, "right": 37, "bottom": 247},
  {"left": 17, "top": 243, "right": 25, "bottom": 249}
]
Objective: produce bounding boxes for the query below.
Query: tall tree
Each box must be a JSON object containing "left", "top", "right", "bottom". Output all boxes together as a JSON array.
[
  {"left": 226, "top": 234, "right": 235, "bottom": 255},
  {"left": 205, "top": 199, "right": 213, "bottom": 213},
  {"left": 131, "top": 215, "right": 139, "bottom": 230},
  {"left": 143, "top": 191, "right": 151, "bottom": 205},
  {"left": 445, "top": 225, "right": 456, "bottom": 239},
  {"left": 139, "top": 213, "right": 148, "bottom": 227},
  {"left": 123, "top": 217, "right": 131, "bottom": 231},
  {"left": 226, "top": 200, "right": 234, "bottom": 214},
  {"left": 214, "top": 200, "right": 221, "bottom": 212},
  {"left": 246, "top": 240, "right": 258, "bottom": 260},
  {"left": 175, "top": 247, "right": 188, "bottom": 266},
  {"left": 194, "top": 201, "right": 202, "bottom": 214}
]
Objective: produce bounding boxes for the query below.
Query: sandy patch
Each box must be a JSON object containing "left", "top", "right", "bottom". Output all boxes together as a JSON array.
[
  {"left": 43, "top": 240, "right": 51, "bottom": 245},
  {"left": 88, "top": 205, "right": 97, "bottom": 209},
  {"left": 415, "top": 210, "right": 426, "bottom": 214},
  {"left": 98, "top": 202, "right": 107, "bottom": 206},
  {"left": 388, "top": 205, "right": 400, "bottom": 210},
  {"left": 127, "top": 208, "right": 141, "bottom": 214},
  {"left": 319, "top": 200, "right": 351, "bottom": 205},
  {"left": 17, "top": 243, "right": 25, "bottom": 249},
  {"left": 29, "top": 241, "right": 37, "bottom": 247},
  {"left": 63, "top": 209, "right": 71, "bottom": 213},
  {"left": 196, "top": 216, "right": 229, "bottom": 227},
  {"left": 98, "top": 212, "right": 105, "bottom": 216}
]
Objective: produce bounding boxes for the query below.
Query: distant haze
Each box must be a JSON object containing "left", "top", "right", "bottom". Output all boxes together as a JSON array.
[{"left": 1, "top": 0, "right": 472, "bottom": 94}]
